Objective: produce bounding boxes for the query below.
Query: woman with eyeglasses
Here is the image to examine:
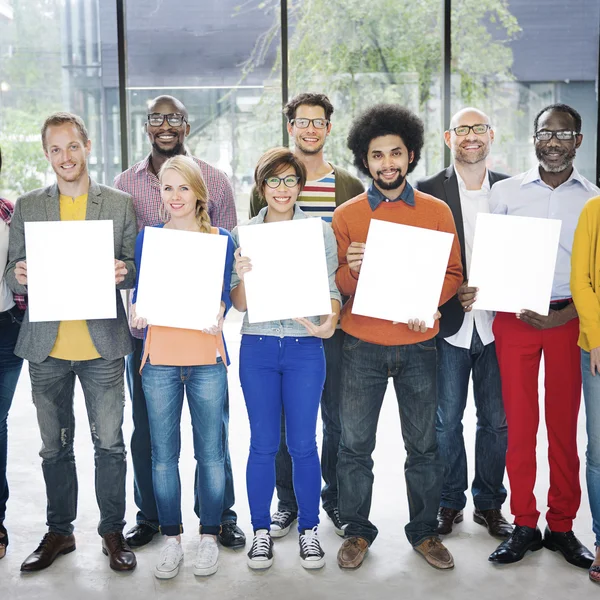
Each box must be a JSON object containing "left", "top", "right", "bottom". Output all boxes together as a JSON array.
[
  {"left": 231, "top": 147, "right": 341, "bottom": 571},
  {"left": 131, "top": 155, "right": 235, "bottom": 580}
]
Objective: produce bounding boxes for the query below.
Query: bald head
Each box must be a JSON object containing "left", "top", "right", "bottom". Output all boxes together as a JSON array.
[
  {"left": 445, "top": 107, "right": 494, "bottom": 166},
  {"left": 147, "top": 95, "right": 189, "bottom": 121},
  {"left": 449, "top": 107, "right": 490, "bottom": 131}
]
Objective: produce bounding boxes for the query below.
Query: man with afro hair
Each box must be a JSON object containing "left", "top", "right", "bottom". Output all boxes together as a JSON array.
[{"left": 332, "top": 103, "right": 463, "bottom": 570}]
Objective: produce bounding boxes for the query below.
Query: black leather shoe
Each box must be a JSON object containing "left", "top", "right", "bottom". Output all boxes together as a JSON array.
[
  {"left": 102, "top": 532, "right": 137, "bottom": 572},
  {"left": 124, "top": 523, "right": 158, "bottom": 548},
  {"left": 218, "top": 522, "right": 246, "bottom": 549},
  {"left": 437, "top": 507, "right": 463, "bottom": 535},
  {"left": 20, "top": 532, "right": 76, "bottom": 572},
  {"left": 489, "top": 525, "right": 543, "bottom": 564},
  {"left": 474, "top": 509, "right": 513, "bottom": 539},
  {"left": 543, "top": 526, "right": 594, "bottom": 569}
]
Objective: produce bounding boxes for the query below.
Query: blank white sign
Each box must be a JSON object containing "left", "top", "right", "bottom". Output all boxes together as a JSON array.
[
  {"left": 352, "top": 219, "right": 454, "bottom": 327},
  {"left": 135, "top": 227, "right": 228, "bottom": 330},
  {"left": 25, "top": 220, "right": 116, "bottom": 322},
  {"left": 237, "top": 217, "right": 332, "bottom": 324},
  {"left": 468, "top": 213, "right": 561, "bottom": 316}
]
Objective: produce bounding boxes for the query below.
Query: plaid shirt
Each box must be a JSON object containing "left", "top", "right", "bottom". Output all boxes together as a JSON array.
[
  {"left": 0, "top": 198, "right": 27, "bottom": 311},
  {"left": 114, "top": 153, "right": 238, "bottom": 338}
]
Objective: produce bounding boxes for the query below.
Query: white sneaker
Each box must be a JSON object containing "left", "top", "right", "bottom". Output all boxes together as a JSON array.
[
  {"left": 299, "top": 527, "right": 325, "bottom": 569},
  {"left": 154, "top": 538, "right": 184, "bottom": 580},
  {"left": 193, "top": 536, "right": 219, "bottom": 576},
  {"left": 247, "top": 529, "right": 274, "bottom": 570}
]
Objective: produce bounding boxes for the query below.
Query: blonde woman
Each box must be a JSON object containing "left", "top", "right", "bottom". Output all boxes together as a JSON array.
[{"left": 131, "top": 155, "right": 235, "bottom": 579}]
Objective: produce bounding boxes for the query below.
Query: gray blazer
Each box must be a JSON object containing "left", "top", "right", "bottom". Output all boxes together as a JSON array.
[{"left": 4, "top": 180, "right": 137, "bottom": 363}]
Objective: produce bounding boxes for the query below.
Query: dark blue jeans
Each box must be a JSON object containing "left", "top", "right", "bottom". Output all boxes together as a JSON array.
[
  {"left": 126, "top": 338, "right": 237, "bottom": 529},
  {"left": 28, "top": 356, "right": 127, "bottom": 536},
  {"left": 275, "top": 328, "right": 344, "bottom": 514},
  {"left": 436, "top": 330, "right": 507, "bottom": 511},
  {"left": 0, "top": 307, "right": 24, "bottom": 523},
  {"left": 337, "top": 334, "right": 443, "bottom": 546},
  {"left": 240, "top": 335, "right": 325, "bottom": 532}
]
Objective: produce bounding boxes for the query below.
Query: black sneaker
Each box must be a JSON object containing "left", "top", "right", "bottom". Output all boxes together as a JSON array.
[
  {"left": 270, "top": 510, "right": 297, "bottom": 538},
  {"left": 247, "top": 530, "right": 274, "bottom": 570},
  {"left": 299, "top": 527, "right": 325, "bottom": 570},
  {"left": 327, "top": 507, "right": 346, "bottom": 537}
]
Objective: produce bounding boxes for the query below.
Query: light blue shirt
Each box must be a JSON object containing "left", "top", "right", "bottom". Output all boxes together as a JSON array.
[
  {"left": 489, "top": 165, "right": 600, "bottom": 300},
  {"left": 230, "top": 204, "right": 341, "bottom": 337}
]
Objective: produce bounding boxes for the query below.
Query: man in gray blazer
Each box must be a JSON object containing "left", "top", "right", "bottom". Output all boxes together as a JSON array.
[
  {"left": 415, "top": 107, "right": 511, "bottom": 541},
  {"left": 4, "top": 112, "right": 138, "bottom": 573}
]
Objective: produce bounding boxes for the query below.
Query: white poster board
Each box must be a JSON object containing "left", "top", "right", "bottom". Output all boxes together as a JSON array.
[
  {"left": 135, "top": 226, "right": 228, "bottom": 330},
  {"left": 468, "top": 213, "right": 561, "bottom": 315},
  {"left": 237, "top": 217, "right": 332, "bottom": 324},
  {"left": 25, "top": 220, "right": 116, "bottom": 322},
  {"left": 352, "top": 219, "right": 454, "bottom": 327}
]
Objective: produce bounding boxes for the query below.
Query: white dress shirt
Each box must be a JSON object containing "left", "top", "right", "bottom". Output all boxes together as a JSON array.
[
  {"left": 445, "top": 169, "right": 495, "bottom": 349},
  {"left": 489, "top": 165, "right": 600, "bottom": 300},
  {"left": 0, "top": 220, "right": 16, "bottom": 312}
]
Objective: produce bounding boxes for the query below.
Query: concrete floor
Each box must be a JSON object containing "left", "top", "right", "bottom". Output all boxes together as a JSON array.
[{"left": 2, "top": 310, "right": 599, "bottom": 599}]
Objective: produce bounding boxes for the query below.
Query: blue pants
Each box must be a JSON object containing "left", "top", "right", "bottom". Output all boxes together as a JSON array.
[
  {"left": 436, "top": 330, "right": 507, "bottom": 511},
  {"left": 240, "top": 335, "right": 325, "bottom": 532},
  {"left": 275, "top": 329, "right": 344, "bottom": 514},
  {"left": 142, "top": 362, "right": 227, "bottom": 536},
  {"left": 0, "top": 308, "right": 24, "bottom": 523},
  {"left": 126, "top": 337, "right": 237, "bottom": 529}
]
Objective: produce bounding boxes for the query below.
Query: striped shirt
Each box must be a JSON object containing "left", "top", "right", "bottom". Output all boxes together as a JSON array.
[{"left": 297, "top": 170, "right": 336, "bottom": 222}]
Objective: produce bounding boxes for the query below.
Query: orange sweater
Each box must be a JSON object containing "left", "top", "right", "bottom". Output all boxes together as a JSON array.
[{"left": 332, "top": 190, "right": 463, "bottom": 346}]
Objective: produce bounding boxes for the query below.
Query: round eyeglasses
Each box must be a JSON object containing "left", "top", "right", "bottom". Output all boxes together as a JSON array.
[{"left": 264, "top": 175, "right": 301, "bottom": 188}]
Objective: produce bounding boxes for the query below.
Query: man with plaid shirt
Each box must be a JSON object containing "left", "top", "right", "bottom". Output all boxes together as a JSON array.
[{"left": 114, "top": 95, "right": 244, "bottom": 549}]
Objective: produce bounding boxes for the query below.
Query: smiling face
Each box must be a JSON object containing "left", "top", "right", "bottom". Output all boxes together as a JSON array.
[
  {"left": 44, "top": 123, "right": 91, "bottom": 186},
  {"left": 146, "top": 98, "right": 190, "bottom": 157},
  {"left": 262, "top": 164, "right": 301, "bottom": 221},
  {"left": 365, "top": 134, "right": 413, "bottom": 194},
  {"left": 445, "top": 109, "right": 494, "bottom": 166},
  {"left": 534, "top": 109, "right": 582, "bottom": 174},
  {"left": 287, "top": 103, "right": 331, "bottom": 157},
  {"left": 160, "top": 168, "right": 198, "bottom": 221}
]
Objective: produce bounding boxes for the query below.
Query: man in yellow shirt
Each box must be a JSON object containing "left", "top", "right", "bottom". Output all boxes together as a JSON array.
[{"left": 5, "top": 112, "right": 138, "bottom": 572}]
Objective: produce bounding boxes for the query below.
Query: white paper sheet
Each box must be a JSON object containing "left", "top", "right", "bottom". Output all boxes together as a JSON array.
[
  {"left": 352, "top": 219, "right": 454, "bottom": 327},
  {"left": 468, "top": 213, "right": 561, "bottom": 316},
  {"left": 135, "top": 226, "right": 228, "bottom": 330},
  {"left": 25, "top": 220, "right": 116, "bottom": 322},
  {"left": 237, "top": 217, "right": 332, "bottom": 324}
]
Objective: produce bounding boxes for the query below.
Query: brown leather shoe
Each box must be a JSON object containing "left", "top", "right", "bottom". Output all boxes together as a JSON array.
[
  {"left": 337, "top": 536, "right": 369, "bottom": 569},
  {"left": 413, "top": 537, "right": 454, "bottom": 570},
  {"left": 20, "top": 532, "right": 76, "bottom": 572},
  {"left": 474, "top": 508, "right": 513, "bottom": 539},
  {"left": 437, "top": 507, "right": 463, "bottom": 535},
  {"left": 102, "top": 532, "right": 137, "bottom": 572}
]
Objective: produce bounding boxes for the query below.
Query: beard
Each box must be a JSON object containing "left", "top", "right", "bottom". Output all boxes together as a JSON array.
[
  {"left": 374, "top": 169, "right": 406, "bottom": 191},
  {"left": 152, "top": 140, "right": 185, "bottom": 158},
  {"left": 295, "top": 138, "right": 326, "bottom": 156},
  {"left": 535, "top": 146, "right": 576, "bottom": 173},
  {"left": 454, "top": 144, "right": 489, "bottom": 165}
]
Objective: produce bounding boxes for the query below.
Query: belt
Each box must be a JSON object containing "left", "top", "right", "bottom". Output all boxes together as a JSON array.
[{"left": 549, "top": 298, "right": 573, "bottom": 311}]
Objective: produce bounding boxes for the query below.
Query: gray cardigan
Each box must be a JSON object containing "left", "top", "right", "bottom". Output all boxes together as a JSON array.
[{"left": 4, "top": 180, "right": 137, "bottom": 363}]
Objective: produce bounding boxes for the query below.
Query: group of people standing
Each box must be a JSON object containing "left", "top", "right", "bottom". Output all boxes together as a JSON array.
[{"left": 1, "top": 90, "right": 600, "bottom": 585}]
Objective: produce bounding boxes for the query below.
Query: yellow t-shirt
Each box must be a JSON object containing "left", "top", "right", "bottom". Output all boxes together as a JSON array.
[{"left": 48, "top": 194, "right": 101, "bottom": 361}]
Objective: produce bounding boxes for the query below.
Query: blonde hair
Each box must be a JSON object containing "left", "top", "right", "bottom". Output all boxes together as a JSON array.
[{"left": 158, "top": 156, "right": 211, "bottom": 233}]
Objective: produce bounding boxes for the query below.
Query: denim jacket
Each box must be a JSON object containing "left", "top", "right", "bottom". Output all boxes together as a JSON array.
[{"left": 231, "top": 205, "right": 341, "bottom": 337}]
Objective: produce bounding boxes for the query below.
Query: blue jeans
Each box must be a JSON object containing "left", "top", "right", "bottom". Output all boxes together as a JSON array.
[
  {"left": 275, "top": 329, "right": 344, "bottom": 514},
  {"left": 436, "top": 330, "right": 507, "bottom": 511},
  {"left": 0, "top": 308, "right": 24, "bottom": 523},
  {"left": 337, "top": 334, "right": 443, "bottom": 546},
  {"left": 581, "top": 349, "right": 600, "bottom": 545},
  {"left": 28, "top": 356, "right": 127, "bottom": 536},
  {"left": 126, "top": 338, "right": 237, "bottom": 529},
  {"left": 142, "top": 361, "right": 227, "bottom": 536},
  {"left": 240, "top": 335, "right": 325, "bottom": 532}
]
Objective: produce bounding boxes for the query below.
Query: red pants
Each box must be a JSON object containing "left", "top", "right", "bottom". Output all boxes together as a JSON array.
[{"left": 493, "top": 312, "right": 582, "bottom": 531}]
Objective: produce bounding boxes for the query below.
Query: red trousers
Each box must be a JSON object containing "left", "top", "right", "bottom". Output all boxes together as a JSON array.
[{"left": 493, "top": 312, "right": 582, "bottom": 531}]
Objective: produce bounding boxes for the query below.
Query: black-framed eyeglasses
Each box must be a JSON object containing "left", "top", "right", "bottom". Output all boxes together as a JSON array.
[
  {"left": 450, "top": 124, "right": 491, "bottom": 136},
  {"left": 289, "top": 118, "right": 329, "bottom": 129},
  {"left": 534, "top": 130, "right": 580, "bottom": 142},
  {"left": 147, "top": 113, "right": 187, "bottom": 127},
  {"left": 264, "top": 175, "right": 301, "bottom": 188}
]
